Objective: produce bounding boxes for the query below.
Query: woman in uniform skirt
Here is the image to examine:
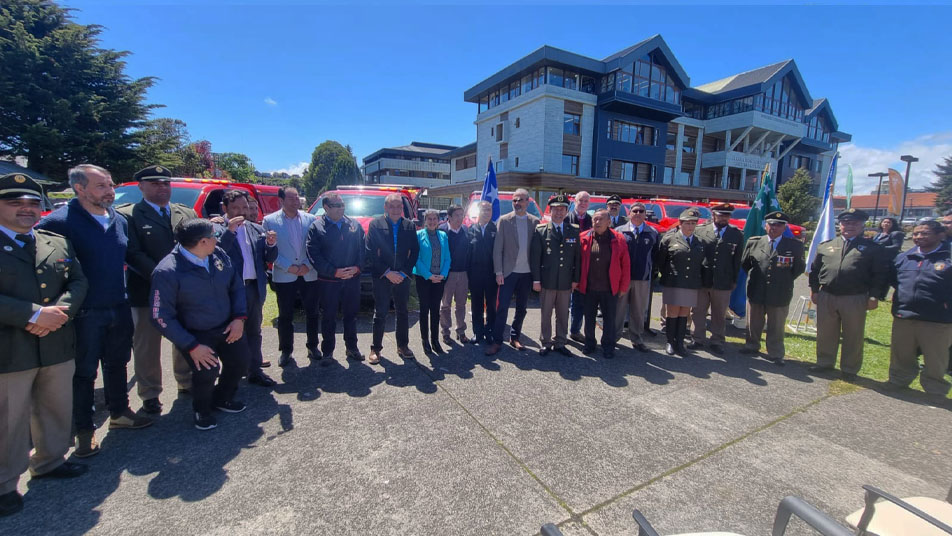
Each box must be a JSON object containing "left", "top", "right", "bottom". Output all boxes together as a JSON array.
[{"left": 656, "top": 208, "right": 705, "bottom": 355}]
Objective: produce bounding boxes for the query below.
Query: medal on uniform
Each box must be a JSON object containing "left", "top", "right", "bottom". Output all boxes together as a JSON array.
[
  {"left": 214, "top": 258, "right": 224, "bottom": 271},
  {"left": 936, "top": 262, "right": 947, "bottom": 271},
  {"left": 3, "top": 245, "right": 11, "bottom": 252}
]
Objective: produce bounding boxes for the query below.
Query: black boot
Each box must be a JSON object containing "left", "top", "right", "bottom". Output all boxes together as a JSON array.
[
  {"left": 430, "top": 316, "right": 444, "bottom": 354},
  {"left": 676, "top": 317, "right": 689, "bottom": 356},
  {"left": 664, "top": 317, "right": 677, "bottom": 355},
  {"left": 431, "top": 336, "right": 444, "bottom": 354},
  {"left": 421, "top": 321, "right": 432, "bottom": 355}
]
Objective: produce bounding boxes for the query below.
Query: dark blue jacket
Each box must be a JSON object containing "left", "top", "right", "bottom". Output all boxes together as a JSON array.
[
  {"left": 467, "top": 222, "right": 497, "bottom": 281},
  {"left": 891, "top": 242, "right": 952, "bottom": 323},
  {"left": 439, "top": 223, "right": 471, "bottom": 272},
  {"left": 219, "top": 221, "right": 278, "bottom": 298},
  {"left": 617, "top": 221, "right": 660, "bottom": 281},
  {"left": 36, "top": 198, "right": 128, "bottom": 308},
  {"left": 150, "top": 245, "right": 247, "bottom": 352},
  {"left": 306, "top": 215, "right": 365, "bottom": 281}
]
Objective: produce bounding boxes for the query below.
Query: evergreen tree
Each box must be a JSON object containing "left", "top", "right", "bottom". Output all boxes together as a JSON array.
[
  {"left": 778, "top": 168, "right": 821, "bottom": 224},
  {"left": 928, "top": 155, "right": 952, "bottom": 215},
  {"left": 302, "top": 141, "right": 360, "bottom": 198}
]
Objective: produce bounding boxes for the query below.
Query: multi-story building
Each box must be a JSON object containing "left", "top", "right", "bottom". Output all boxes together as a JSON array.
[
  {"left": 362, "top": 141, "right": 457, "bottom": 188},
  {"left": 430, "top": 34, "right": 850, "bottom": 202}
]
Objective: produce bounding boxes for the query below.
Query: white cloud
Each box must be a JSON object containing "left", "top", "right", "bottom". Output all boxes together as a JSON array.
[
  {"left": 267, "top": 161, "right": 308, "bottom": 176},
  {"left": 264, "top": 97, "right": 277, "bottom": 107},
  {"left": 836, "top": 132, "right": 952, "bottom": 195}
]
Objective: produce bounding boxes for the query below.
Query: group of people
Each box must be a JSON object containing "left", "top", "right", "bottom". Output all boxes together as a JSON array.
[{"left": 2, "top": 163, "right": 950, "bottom": 518}]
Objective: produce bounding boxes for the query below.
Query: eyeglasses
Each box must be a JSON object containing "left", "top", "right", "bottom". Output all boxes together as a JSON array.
[
  {"left": 631, "top": 209, "right": 645, "bottom": 213},
  {"left": 325, "top": 203, "right": 344, "bottom": 208},
  {"left": 512, "top": 198, "right": 527, "bottom": 203}
]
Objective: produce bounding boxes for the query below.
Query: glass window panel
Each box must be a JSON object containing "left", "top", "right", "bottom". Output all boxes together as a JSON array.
[
  {"left": 479, "top": 96, "right": 488, "bottom": 112},
  {"left": 547, "top": 67, "right": 564, "bottom": 87},
  {"left": 563, "top": 113, "right": 580, "bottom": 135},
  {"left": 510, "top": 82, "right": 520, "bottom": 99},
  {"left": 500, "top": 88, "right": 509, "bottom": 103},
  {"left": 522, "top": 74, "right": 533, "bottom": 94},
  {"left": 581, "top": 75, "right": 595, "bottom": 94},
  {"left": 650, "top": 81, "right": 662, "bottom": 100},
  {"left": 637, "top": 60, "right": 651, "bottom": 78},
  {"left": 536, "top": 68, "right": 545, "bottom": 87},
  {"left": 564, "top": 71, "right": 578, "bottom": 90},
  {"left": 617, "top": 71, "right": 632, "bottom": 92}
]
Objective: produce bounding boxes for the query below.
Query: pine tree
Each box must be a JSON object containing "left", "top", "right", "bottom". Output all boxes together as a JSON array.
[
  {"left": 777, "top": 168, "right": 821, "bottom": 224},
  {"left": 928, "top": 155, "right": 952, "bottom": 215}
]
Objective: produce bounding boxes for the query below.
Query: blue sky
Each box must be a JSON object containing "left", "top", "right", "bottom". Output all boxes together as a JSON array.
[{"left": 66, "top": 1, "right": 952, "bottom": 193}]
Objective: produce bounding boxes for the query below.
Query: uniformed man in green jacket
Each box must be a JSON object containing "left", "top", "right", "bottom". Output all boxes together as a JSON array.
[
  {"left": 691, "top": 202, "right": 744, "bottom": 354},
  {"left": 530, "top": 194, "right": 580, "bottom": 356},
  {"left": 808, "top": 208, "right": 890, "bottom": 380},
  {"left": 740, "top": 211, "right": 805, "bottom": 363},
  {"left": 0, "top": 173, "right": 89, "bottom": 517},
  {"left": 117, "top": 165, "right": 197, "bottom": 414}
]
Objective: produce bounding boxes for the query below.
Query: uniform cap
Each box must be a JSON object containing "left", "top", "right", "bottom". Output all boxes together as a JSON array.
[
  {"left": 710, "top": 202, "right": 734, "bottom": 214},
  {"left": 606, "top": 194, "right": 622, "bottom": 205},
  {"left": 0, "top": 173, "right": 43, "bottom": 201},
  {"left": 679, "top": 208, "right": 701, "bottom": 221},
  {"left": 836, "top": 207, "right": 869, "bottom": 222},
  {"left": 764, "top": 211, "right": 789, "bottom": 224},
  {"left": 548, "top": 194, "right": 569, "bottom": 208},
  {"left": 134, "top": 165, "right": 173, "bottom": 182}
]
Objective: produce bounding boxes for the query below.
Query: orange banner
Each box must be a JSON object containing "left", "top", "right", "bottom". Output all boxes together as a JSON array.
[{"left": 887, "top": 168, "right": 904, "bottom": 215}]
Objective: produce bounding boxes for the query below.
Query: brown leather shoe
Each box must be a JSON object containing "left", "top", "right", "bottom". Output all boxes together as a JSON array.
[
  {"left": 484, "top": 343, "right": 502, "bottom": 356},
  {"left": 368, "top": 349, "right": 381, "bottom": 365},
  {"left": 109, "top": 409, "right": 154, "bottom": 430},
  {"left": 510, "top": 338, "right": 526, "bottom": 351},
  {"left": 458, "top": 334, "right": 471, "bottom": 344},
  {"left": 73, "top": 430, "right": 100, "bottom": 458},
  {"left": 397, "top": 347, "right": 415, "bottom": 360}
]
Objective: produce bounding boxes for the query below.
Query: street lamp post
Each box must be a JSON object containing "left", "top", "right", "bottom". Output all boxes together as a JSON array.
[
  {"left": 868, "top": 171, "right": 888, "bottom": 225},
  {"left": 899, "top": 155, "right": 919, "bottom": 223}
]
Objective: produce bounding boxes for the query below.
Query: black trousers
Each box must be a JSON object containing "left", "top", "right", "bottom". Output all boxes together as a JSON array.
[
  {"left": 493, "top": 272, "right": 532, "bottom": 344},
  {"left": 469, "top": 274, "right": 498, "bottom": 343},
  {"left": 244, "top": 282, "right": 265, "bottom": 375},
  {"left": 181, "top": 327, "right": 250, "bottom": 416},
  {"left": 73, "top": 302, "right": 133, "bottom": 431},
  {"left": 415, "top": 275, "right": 445, "bottom": 342},
  {"left": 584, "top": 289, "right": 617, "bottom": 356},
  {"left": 371, "top": 275, "right": 411, "bottom": 352},
  {"left": 274, "top": 277, "right": 320, "bottom": 353},
  {"left": 319, "top": 277, "right": 360, "bottom": 356}
]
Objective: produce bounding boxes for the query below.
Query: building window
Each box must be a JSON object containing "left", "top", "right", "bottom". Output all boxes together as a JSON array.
[
  {"left": 609, "top": 119, "right": 654, "bottom": 145},
  {"left": 563, "top": 113, "right": 580, "bottom": 135},
  {"left": 682, "top": 136, "right": 695, "bottom": 153},
  {"left": 580, "top": 75, "right": 596, "bottom": 94},
  {"left": 663, "top": 166, "right": 674, "bottom": 184},
  {"left": 563, "top": 71, "right": 579, "bottom": 90},
  {"left": 562, "top": 154, "right": 579, "bottom": 176},
  {"left": 666, "top": 131, "right": 676, "bottom": 151},
  {"left": 515, "top": 117, "right": 520, "bottom": 128},
  {"left": 514, "top": 157, "right": 519, "bottom": 167},
  {"left": 547, "top": 67, "right": 564, "bottom": 88},
  {"left": 495, "top": 124, "right": 503, "bottom": 142}
]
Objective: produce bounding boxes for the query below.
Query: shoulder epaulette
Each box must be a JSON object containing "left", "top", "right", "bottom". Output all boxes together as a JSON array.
[{"left": 34, "top": 228, "right": 65, "bottom": 239}]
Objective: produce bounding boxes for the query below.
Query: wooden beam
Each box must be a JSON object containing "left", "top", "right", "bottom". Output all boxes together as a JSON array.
[
  {"left": 729, "top": 126, "right": 753, "bottom": 152},
  {"left": 777, "top": 138, "right": 802, "bottom": 161}
]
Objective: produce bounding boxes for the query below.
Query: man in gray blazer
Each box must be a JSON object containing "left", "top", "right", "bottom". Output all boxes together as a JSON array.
[
  {"left": 486, "top": 188, "right": 540, "bottom": 356},
  {"left": 262, "top": 187, "right": 319, "bottom": 367}
]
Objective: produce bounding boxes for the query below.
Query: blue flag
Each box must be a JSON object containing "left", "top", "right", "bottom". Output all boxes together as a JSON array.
[
  {"left": 729, "top": 166, "right": 782, "bottom": 317},
  {"left": 806, "top": 154, "right": 838, "bottom": 273},
  {"left": 481, "top": 157, "right": 500, "bottom": 222}
]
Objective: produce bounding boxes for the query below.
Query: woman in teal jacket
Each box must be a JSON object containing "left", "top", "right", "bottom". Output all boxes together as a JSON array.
[{"left": 413, "top": 209, "right": 451, "bottom": 354}]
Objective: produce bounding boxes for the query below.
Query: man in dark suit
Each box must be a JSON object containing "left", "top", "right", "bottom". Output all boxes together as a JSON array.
[
  {"left": 606, "top": 195, "right": 628, "bottom": 228},
  {"left": 740, "top": 211, "right": 805, "bottom": 363},
  {"left": 219, "top": 190, "right": 278, "bottom": 386},
  {"left": 0, "top": 173, "right": 89, "bottom": 517},
  {"left": 567, "top": 191, "right": 592, "bottom": 341},
  {"left": 468, "top": 201, "right": 497, "bottom": 346},
  {"left": 365, "top": 193, "right": 420, "bottom": 364},
  {"left": 118, "top": 165, "right": 197, "bottom": 414},
  {"left": 530, "top": 194, "right": 580, "bottom": 356},
  {"left": 306, "top": 193, "right": 365, "bottom": 363}
]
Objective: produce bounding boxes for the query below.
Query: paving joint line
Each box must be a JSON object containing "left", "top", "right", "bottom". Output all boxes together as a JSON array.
[
  {"left": 573, "top": 392, "right": 834, "bottom": 521},
  {"left": 407, "top": 356, "right": 578, "bottom": 521}
]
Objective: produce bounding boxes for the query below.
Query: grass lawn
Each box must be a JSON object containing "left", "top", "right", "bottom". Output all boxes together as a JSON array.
[{"left": 725, "top": 299, "right": 951, "bottom": 399}]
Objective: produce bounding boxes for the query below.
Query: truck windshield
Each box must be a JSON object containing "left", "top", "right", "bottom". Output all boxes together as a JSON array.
[
  {"left": 310, "top": 194, "right": 388, "bottom": 218},
  {"left": 114, "top": 185, "right": 201, "bottom": 208}
]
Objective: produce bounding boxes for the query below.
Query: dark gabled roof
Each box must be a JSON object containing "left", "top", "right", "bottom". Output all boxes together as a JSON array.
[
  {"left": 0, "top": 160, "right": 57, "bottom": 184},
  {"left": 805, "top": 97, "right": 840, "bottom": 131},
  {"left": 442, "top": 142, "right": 477, "bottom": 160},
  {"left": 463, "top": 45, "right": 604, "bottom": 102},
  {"left": 692, "top": 59, "right": 812, "bottom": 107},
  {"left": 463, "top": 35, "right": 690, "bottom": 102},
  {"left": 601, "top": 34, "right": 690, "bottom": 89}
]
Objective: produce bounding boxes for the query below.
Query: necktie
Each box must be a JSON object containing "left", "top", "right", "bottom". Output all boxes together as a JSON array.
[
  {"left": 16, "top": 233, "right": 35, "bottom": 255},
  {"left": 160, "top": 206, "right": 170, "bottom": 225},
  {"left": 771, "top": 238, "right": 777, "bottom": 252},
  {"left": 842, "top": 238, "right": 851, "bottom": 258},
  {"left": 554, "top": 224, "right": 562, "bottom": 240}
]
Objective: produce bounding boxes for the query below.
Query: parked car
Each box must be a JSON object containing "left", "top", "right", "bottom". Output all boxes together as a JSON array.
[
  {"left": 463, "top": 191, "right": 542, "bottom": 226},
  {"left": 114, "top": 178, "right": 268, "bottom": 220},
  {"left": 721, "top": 205, "right": 806, "bottom": 240},
  {"left": 308, "top": 184, "right": 421, "bottom": 232},
  {"left": 624, "top": 199, "right": 712, "bottom": 232}
]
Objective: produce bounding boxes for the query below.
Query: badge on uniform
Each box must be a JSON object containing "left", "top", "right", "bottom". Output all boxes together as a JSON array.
[
  {"left": 546, "top": 247, "right": 552, "bottom": 255},
  {"left": 142, "top": 224, "right": 152, "bottom": 229},
  {"left": 936, "top": 262, "right": 947, "bottom": 271},
  {"left": 566, "top": 238, "right": 576, "bottom": 243},
  {"left": 776, "top": 255, "right": 793, "bottom": 268},
  {"left": 857, "top": 245, "right": 866, "bottom": 252},
  {"left": 2, "top": 245, "right": 11, "bottom": 252},
  {"left": 214, "top": 258, "right": 224, "bottom": 271}
]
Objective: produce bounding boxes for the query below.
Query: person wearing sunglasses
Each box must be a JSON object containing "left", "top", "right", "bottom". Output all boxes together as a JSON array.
[
  {"left": 150, "top": 218, "right": 250, "bottom": 430},
  {"left": 739, "top": 211, "right": 805, "bottom": 364},
  {"left": 614, "top": 202, "right": 659, "bottom": 352},
  {"left": 306, "top": 193, "right": 365, "bottom": 363}
]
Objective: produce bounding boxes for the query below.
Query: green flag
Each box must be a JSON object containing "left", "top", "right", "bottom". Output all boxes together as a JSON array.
[{"left": 845, "top": 164, "right": 854, "bottom": 209}]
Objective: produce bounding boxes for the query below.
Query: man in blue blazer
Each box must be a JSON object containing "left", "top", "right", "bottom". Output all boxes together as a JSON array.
[
  {"left": 219, "top": 190, "right": 278, "bottom": 386},
  {"left": 262, "top": 187, "right": 319, "bottom": 367}
]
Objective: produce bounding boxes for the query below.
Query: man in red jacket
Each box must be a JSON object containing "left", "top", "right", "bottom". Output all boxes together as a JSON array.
[{"left": 579, "top": 209, "right": 630, "bottom": 359}]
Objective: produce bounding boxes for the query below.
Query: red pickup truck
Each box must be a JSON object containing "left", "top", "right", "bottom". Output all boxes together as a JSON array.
[{"left": 113, "top": 178, "right": 282, "bottom": 221}]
